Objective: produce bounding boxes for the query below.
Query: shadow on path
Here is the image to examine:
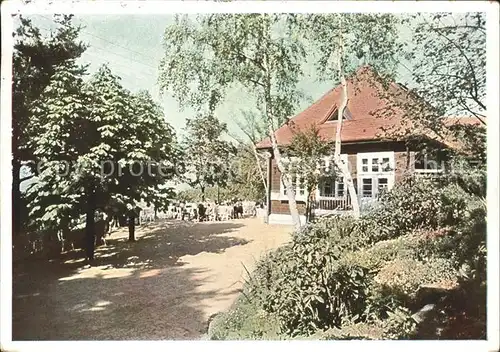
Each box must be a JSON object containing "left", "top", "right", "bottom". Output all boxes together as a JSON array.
[{"left": 12, "top": 220, "right": 249, "bottom": 340}]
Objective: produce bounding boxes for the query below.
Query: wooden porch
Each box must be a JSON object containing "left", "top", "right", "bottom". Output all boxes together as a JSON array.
[{"left": 312, "top": 194, "right": 379, "bottom": 216}]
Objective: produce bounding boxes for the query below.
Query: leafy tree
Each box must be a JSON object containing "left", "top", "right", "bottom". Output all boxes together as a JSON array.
[
  {"left": 303, "top": 14, "right": 403, "bottom": 218},
  {"left": 28, "top": 63, "right": 179, "bottom": 259},
  {"left": 235, "top": 109, "right": 270, "bottom": 199},
  {"left": 159, "top": 14, "right": 308, "bottom": 229},
  {"left": 111, "top": 91, "right": 179, "bottom": 241},
  {"left": 236, "top": 109, "right": 269, "bottom": 146},
  {"left": 86, "top": 68, "right": 179, "bottom": 243},
  {"left": 12, "top": 15, "right": 87, "bottom": 238},
  {"left": 25, "top": 59, "right": 91, "bottom": 251},
  {"left": 226, "top": 143, "right": 267, "bottom": 202},
  {"left": 286, "top": 125, "right": 331, "bottom": 222},
  {"left": 181, "top": 114, "right": 236, "bottom": 202}
]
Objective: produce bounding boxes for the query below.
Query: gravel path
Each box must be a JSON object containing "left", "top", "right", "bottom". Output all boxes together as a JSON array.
[{"left": 12, "top": 218, "right": 292, "bottom": 340}]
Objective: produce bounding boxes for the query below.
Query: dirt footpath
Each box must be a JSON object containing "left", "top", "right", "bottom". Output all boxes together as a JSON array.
[{"left": 12, "top": 218, "right": 292, "bottom": 340}]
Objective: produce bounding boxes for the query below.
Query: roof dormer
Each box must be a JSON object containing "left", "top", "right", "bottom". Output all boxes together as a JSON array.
[{"left": 325, "top": 105, "right": 353, "bottom": 123}]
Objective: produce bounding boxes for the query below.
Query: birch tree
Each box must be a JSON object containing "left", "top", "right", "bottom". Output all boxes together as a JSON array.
[
  {"left": 235, "top": 110, "right": 270, "bottom": 200},
  {"left": 304, "top": 14, "right": 402, "bottom": 217},
  {"left": 408, "top": 13, "right": 485, "bottom": 126},
  {"left": 159, "top": 14, "right": 307, "bottom": 229}
]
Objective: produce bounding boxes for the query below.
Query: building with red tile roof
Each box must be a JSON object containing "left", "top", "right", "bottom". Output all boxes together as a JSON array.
[{"left": 256, "top": 65, "right": 483, "bottom": 225}]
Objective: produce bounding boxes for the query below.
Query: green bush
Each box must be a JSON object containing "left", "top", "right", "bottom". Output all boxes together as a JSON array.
[
  {"left": 309, "top": 322, "right": 384, "bottom": 340},
  {"left": 208, "top": 296, "right": 282, "bottom": 340},
  {"left": 357, "top": 178, "right": 472, "bottom": 243},
  {"left": 374, "top": 257, "right": 459, "bottom": 299},
  {"left": 414, "top": 196, "right": 486, "bottom": 278},
  {"left": 339, "top": 234, "right": 427, "bottom": 271},
  {"left": 381, "top": 306, "right": 418, "bottom": 339},
  {"left": 246, "top": 216, "right": 373, "bottom": 336}
]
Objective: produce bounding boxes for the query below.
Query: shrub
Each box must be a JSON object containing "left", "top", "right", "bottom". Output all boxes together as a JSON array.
[
  {"left": 310, "top": 322, "right": 384, "bottom": 340},
  {"left": 374, "top": 257, "right": 459, "bottom": 299},
  {"left": 247, "top": 216, "right": 374, "bottom": 336},
  {"left": 357, "top": 178, "right": 443, "bottom": 242},
  {"left": 212, "top": 174, "right": 486, "bottom": 340},
  {"left": 357, "top": 178, "right": 472, "bottom": 243},
  {"left": 415, "top": 197, "right": 486, "bottom": 277},
  {"left": 208, "top": 296, "right": 282, "bottom": 340},
  {"left": 339, "top": 234, "right": 428, "bottom": 271},
  {"left": 381, "top": 306, "right": 418, "bottom": 339}
]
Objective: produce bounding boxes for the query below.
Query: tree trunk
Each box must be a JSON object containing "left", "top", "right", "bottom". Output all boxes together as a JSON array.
[
  {"left": 305, "top": 191, "right": 311, "bottom": 223},
  {"left": 252, "top": 144, "right": 269, "bottom": 196},
  {"left": 334, "top": 17, "right": 360, "bottom": 218},
  {"left": 85, "top": 189, "right": 96, "bottom": 263},
  {"left": 128, "top": 213, "right": 136, "bottom": 242},
  {"left": 268, "top": 124, "right": 302, "bottom": 229},
  {"left": 62, "top": 226, "right": 71, "bottom": 252},
  {"left": 262, "top": 57, "right": 301, "bottom": 229},
  {"left": 305, "top": 186, "right": 316, "bottom": 223},
  {"left": 201, "top": 185, "right": 206, "bottom": 202}
]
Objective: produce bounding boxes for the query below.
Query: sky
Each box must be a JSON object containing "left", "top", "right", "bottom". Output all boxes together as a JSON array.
[{"left": 25, "top": 14, "right": 415, "bottom": 142}]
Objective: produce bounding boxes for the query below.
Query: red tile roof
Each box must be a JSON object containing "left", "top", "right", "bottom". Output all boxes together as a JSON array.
[{"left": 255, "top": 65, "right": 482, "bottom": 150}]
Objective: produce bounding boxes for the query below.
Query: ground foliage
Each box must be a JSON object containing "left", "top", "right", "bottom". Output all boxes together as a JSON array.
[{"left": 209, "top": 168, "right": 486, "bottom": 340}]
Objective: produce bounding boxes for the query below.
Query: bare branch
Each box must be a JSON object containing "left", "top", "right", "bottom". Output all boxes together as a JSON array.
[{"left": 425, "top": 17, "right": 485, "bottom": 112}]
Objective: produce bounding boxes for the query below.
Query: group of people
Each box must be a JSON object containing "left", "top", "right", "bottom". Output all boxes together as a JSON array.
[{"left": 164, "top": 199, "right": 257, "bottom": 222}]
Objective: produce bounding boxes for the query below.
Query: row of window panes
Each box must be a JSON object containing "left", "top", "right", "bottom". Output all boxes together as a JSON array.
[
  {"left": 414, "top": 158, "right": 444, "bottom": 170},
  {"left": 319, "top": 177, "right": 345, "bottom": 197},
  {"left": 283, "top": 175, "right": 305, "bottom": 196},
  {"left": 361, "top": 177, "right": 388, "bottom": 197},
  {"left": 361, "top": 157, "right": 391, "bottom": 173}
]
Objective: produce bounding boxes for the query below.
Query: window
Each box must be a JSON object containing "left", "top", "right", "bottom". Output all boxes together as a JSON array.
[
  {"left": 378, "top": 177, "right": 388, "bottom": 194},
  {"left": 281, "top": 173, "right": 306, "bottom": 199},
  {"left": 362, "top": 158, "right": 369, "bottom": 172},
  {"left": 298, "top": 177, "right": 305, "bottom": 196},
  {"left": 358, "top": 152, "right": 394, "bottom": 174},
  {"left": 319, "top": 176, "right": 345, "bottom": 198},
  {"left": 415, "top": 157, "right": 443, "bottom": 171},
  {"left": 359, "top": 176, "right": 391, "bottom": 199},
  {"left": 320, "top": 177, "right": 334, "bottom": 197},
  {"left": 283, "top": 175, "right": 296, "bottom": 196},
  {"left": 382, "top": 157, "right": 391, "bottom": 172},
  {"left": 414, "top": 151, "right": 446, "bottom": 172},
  {"left": 362, "top": 178, "right": 373, "bottom": 197},
  {"left": 337, "top": 179, "right": 345, "bottom": 197},
  {"left": 326, "top": 106, "right": 353, "bottom": 122}
]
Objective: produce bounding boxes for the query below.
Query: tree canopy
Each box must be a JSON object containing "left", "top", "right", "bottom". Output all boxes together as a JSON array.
[
  {"left": 181, "top": 114, "right": 236, "bottom": 201},
  {"left": 24, "top": 52, "right": 178, "bottom": 257},
  {"left": 12, "top": 15, "right": 88, "bottom": 237}
]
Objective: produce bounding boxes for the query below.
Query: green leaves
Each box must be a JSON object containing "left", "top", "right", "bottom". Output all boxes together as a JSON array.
[
  {"left": 159, "top": 14, "right": 308, "bottom": 123},
  {"left": 181, "top": 114, "right": 235, "bottom": 195},
  {"left": 26, "top": 57, "right": 179, "bottom": 232},
  {"left": 381, "top": 13, "right": 486, "bottom": 158},
  {"left": 298, "top": 14, "right": 402, "bottom": 83}
]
